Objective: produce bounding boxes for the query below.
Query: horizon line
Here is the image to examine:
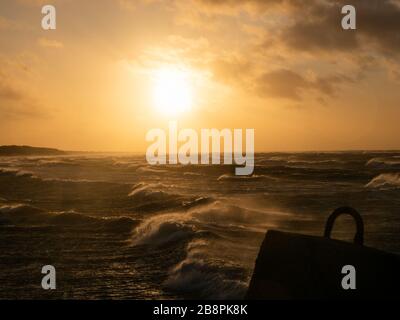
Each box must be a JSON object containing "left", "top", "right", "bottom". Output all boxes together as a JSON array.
[{"left": 2, "top": 145, "right": 400, "bottom": 154}]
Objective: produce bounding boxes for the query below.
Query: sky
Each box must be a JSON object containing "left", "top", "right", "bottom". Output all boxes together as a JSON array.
[{"left": 0, "top": 0, "right": 399, "bottom": 152}]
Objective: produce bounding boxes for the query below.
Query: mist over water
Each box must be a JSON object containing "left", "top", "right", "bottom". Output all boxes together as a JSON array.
[{"left": 0, "top": 151, "right": 400, "bottom": 299}]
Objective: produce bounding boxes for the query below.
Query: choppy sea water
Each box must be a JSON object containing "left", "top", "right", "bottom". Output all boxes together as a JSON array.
[{"left": 0, "top": 152, "right": 400, "bottom": 299}]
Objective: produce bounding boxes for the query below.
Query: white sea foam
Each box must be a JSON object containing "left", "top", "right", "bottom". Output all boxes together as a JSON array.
[
  {"left": 131, "top": 214, "right": 196, "bottom": 246},
  {"left": 366, "top": 157, "right": 400, "bottom": 167},
  {"left": 366, "top": 173, "right": 400, "bottom": 189},
  {"left": 164, "top": 239, "right": 248, "bottom": 299},
  {"left": 217, "top": 173, "right": 273, "bottom": 181}
]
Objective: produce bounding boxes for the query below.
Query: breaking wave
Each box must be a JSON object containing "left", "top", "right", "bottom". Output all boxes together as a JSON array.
[
  {"left": 36, "top": 159, "right": 79, "bottom": 167},
  {"left": 0, "top": 167, "right": 119, "bottom": 185},
  {"left": 129, "top": 197, "right": 278, "bottom": 298},
  {"left": 164, "top": 239, "right": 248, "bottom": 299},
  {"left": 131, "top": 214, "right": 197, "bottom": 246},
  {"left": 217, "top": 174, "right": 273, "bottom": 181},
  {"left": 287, "top": 159, "right": 344, "bottom": 165},
  {"left": 128, "top": 182, "right": 176, "bottom": 199},
  {"left": 366, "top": 157, "right": 400, "bottom": 168},
  {"left": 0, "top": 168, "right": 37, "bottom": 178},
  {"left": 188, "top": 200, "right": 280, "bottom": 229},
  {"left": 127, "top": 182, "right": 187, "bottom": 210},
  {"left": 3, "top": 152, "right": 400, "bottom": 299},
  {"left": 127, "top": 182, "right": 215, "bottom": 213},
  {"left": 0, "top": 204, "right": 138, "bottom": 232},
  {"left": 365, "top": 173, "right": 400, "bottom": 189},
  {"left": 136, "top": 166, "right": 169, "bottom": 174},
  {"left": 183, "top": 172, "right": 202, "bottom": 176}
]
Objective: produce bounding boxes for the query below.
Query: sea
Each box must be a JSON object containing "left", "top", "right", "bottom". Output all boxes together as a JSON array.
[{"left": 0, "top": 151, "right": 399, "bottom": 299}]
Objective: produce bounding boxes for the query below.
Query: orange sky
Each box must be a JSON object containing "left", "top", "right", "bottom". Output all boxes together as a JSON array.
[{"left": 0, "top": 0, "right": 400, "bottom": 152}]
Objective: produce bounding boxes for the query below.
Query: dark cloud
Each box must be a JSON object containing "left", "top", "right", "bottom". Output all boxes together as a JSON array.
[
  {"left": 196, "top": 0, "right": 316, "bottom": 9},
  {"left": 211, "top": 56, "right": 253, "bottom": 86},
  {"left": 256, "top": 69, "right": 353, "bottom": 101},
  {"left": 0, "top": 80, "right": 23, "bottom": 101},
  {"left": 356, "top": 0, "right": 400, "bottom": 53},
  {"left": 195, "top": 0, "right": 400, "bottom": 55},
  {"left": 0, "top": 73, "right": 43, "bottom": 119},
  {"left": 257, "top": 69, "right": 310, "bottom": 100},
  {"left": 192, "top": 0, "right": 400, "bottom": 101},
  {"left": 279, "top": 0, "right": 400, "bottom": 55},
  {"left": 283, "top": 6, "right": 359, "bottom": 52}
]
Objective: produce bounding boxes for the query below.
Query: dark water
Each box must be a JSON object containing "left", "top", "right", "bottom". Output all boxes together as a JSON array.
[{"left": 0, "top": 152, "right": 399, "bottom": 299}]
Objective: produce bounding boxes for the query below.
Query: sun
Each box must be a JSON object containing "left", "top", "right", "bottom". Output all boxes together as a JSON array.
[{"left": 152, "top": 67, "right": 193, "bottom": 116}]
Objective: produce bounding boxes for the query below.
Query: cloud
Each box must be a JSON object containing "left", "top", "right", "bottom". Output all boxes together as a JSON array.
[
  {"left": 256, "top": 68, "right": 354, "bottom": 101},
  {"left": 16, "top": 0, "right": 55, "bottom": 6},
  {"left": 118, "top": 0, "right": 137, "bottom": 11},
  {"left": 276, "top": 0, "right": 400, "bottom": 56},
  {"left": 355, "top": 0, "right": 400, "bottom": 53},
  {"left": 0, "top": 64, "right": 44, "bottom": 119},
  {"left": 38, "top": 37, "right": 64, "bottom": 49},
  {"left": 194, "top": 0, "right": 298, "bottom": 10},
  {"left": 192, "top": 0, "right": 400, "bottom": 56},
  {"left": 0, "top": 86, "right": 23, "bottom": 104},
  {"left": 257, "top": 69, "right": 310, "bottom": 100},
  {"left": 167, "top": 0, "right": 400, "bottom": 102},
  {"left": 210, "top": 55, "right": 253, "bottom": 86},
  {"left": 9, "top": 0, "right": 398, "bottom": 106}
]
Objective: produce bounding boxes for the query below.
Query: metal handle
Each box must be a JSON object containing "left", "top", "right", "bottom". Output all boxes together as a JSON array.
[{"left": 324, "top": 206, "right": 364, "bottom": 245}]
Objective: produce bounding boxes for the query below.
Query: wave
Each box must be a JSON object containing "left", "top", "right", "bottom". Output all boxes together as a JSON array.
[
  {"left": 129, "top": 182, "right": 174, "bottom": 197},
  {"left": 126, "top": 182, "right": 215, "bottom": 213},
  {"left": 128, "top": 197, "right": 285, "bottom": 299},
  {"left": 0, "top": 204, "right": 34, "bottom": 214},
  {"left": 0, "top": 168, "right": 37, "bottom": 178},
  {"left": 112, "top": 160, "right": 139, "bottom": 169},
  {"left": 128, "top": 182, "right": 184, "bottom": 205},
  {"left": 217, "top": 174, "right": 274, "bottom": 181},
  {"left": 266, "top": 156, "right": 288, "bottom": 161},
  {"left": 258, "top": 155, "right": 345, "bottom": 165},
  {"left": 164, "top": 239, "right": 248, "bottom": 299},
  {"left": 287, "top": 159, "right": 344, "bottom": 165},
  {"left": 131, "top": 214, "right": 197, "bottom": 246},
  {"left": 365, "top": 173, "right": 400, "bottom": 189},
  {"left": 130, "top": 198, "right": 280, "bottom": 248},
  {"left": 183, "top": 172, "right": 202, "bottom": 176},
  {"left": 130, "top": 197, "right": 280, "bottom": 247},
  {"left": 36, "top": 159, "right": 79, "bottom": 167},
  {"left": 188, "top": 200, "right": 284, "bottom": 229},
  {"left": 181, "top": 197, "right": 214, "bottom": 210},
  {"left": 0, "top": 204, "right": 138, "bottom": 232},
  {"left": 366, "top": 157, "right": 400, "bottom": 168},
  {"left": 0, "top": 167, "right": 122, "bottom": 185},
  {"left": 136, "top": 166, "right": 169, "bottom": 174},
  {"left": 100, "top": 216, "right": 139, "bottom": 232},
  {"left": 41, "top": 177, "right": 115, "bottom": 184}
]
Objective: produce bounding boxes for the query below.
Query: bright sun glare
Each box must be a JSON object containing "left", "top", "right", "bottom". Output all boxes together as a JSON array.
[{"left": 152, "top": 67, "right": 193, "bottom": 116}]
